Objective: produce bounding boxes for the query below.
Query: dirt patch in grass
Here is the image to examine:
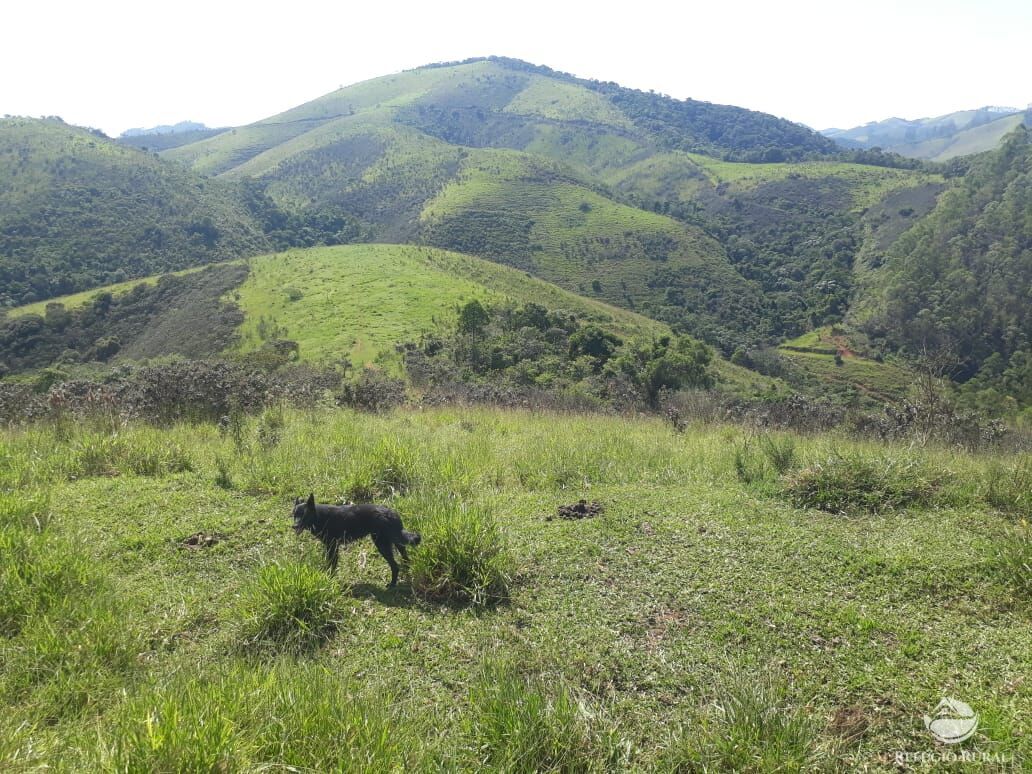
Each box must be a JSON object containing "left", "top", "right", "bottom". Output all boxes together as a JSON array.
[
  {"left": 550, "top": 499, "right": 605, "bottom": 520},
  {"left": 181, "top": 532, "right": 223, "bottom": 549}
]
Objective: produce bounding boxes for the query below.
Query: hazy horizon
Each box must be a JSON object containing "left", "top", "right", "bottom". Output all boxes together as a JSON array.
[{"left": 4, "top": 0, "right": 1030, "bottom": 137}]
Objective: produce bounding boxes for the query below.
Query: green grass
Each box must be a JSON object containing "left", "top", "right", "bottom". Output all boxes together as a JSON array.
[
  {"left": 659, "top": 670, "right": 826, "bottom": 771},
  {"left": 503, "top": 75, "right": 635, "bottom": 130},
  {"left": 684, "top": 153, "right": 943, "bottom": 210},
  {"left": 235, "top": 562, "right": 344, "bottom": 652},
  {"left": 418, "top": 147, "right": 762, "bottom": 334},
  {"left": 777, "top": 341, "right": 914, "bottom": 405},
  {"left": 231, "top": 244, "right": 668, "bottom": 368},
  {"left": 0, "top": 406, "right": 1029, "bottom": 769},
  {"left": 6, "top": 263, "right": 235, "bottom": 318}
]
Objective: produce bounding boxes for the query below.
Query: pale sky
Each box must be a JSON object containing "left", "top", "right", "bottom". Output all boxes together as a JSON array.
[{"left": 2, "top": 0, "right": 1029, "bottom": 137}]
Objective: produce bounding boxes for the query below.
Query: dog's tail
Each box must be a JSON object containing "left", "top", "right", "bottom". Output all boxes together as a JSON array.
[{"left": 399, "top": 529, "right": 421, "bottom": 546}]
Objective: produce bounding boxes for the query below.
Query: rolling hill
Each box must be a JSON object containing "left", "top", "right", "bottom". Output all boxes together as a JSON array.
[
  {"left": 4, "top": 58, "right": 1027, "bottom": 408},
  {"left": 0, "top": 117, "right": 270, "bottom": 307},
  {"left": 161, "top": 57, "right": 938, "bottom": 352},
  {"left": 230, "top": 244, "right": 670, "bottom": 367},
  {"left": 0, "top": 243, "right": 778, "bottom": 399}
]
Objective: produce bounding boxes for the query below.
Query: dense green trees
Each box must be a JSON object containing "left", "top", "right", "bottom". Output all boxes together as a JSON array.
[
  {"left": 405, "top": 300, "right": 714, "bottom": 409},
  {"left": 862, "top": 128, "right": 1032, "bottom": 396},
  {"left": 0, "top": 118, "right": 269, "bottom": 307}
]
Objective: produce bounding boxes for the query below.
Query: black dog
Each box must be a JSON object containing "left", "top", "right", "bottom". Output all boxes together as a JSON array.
[{"left": 291, "top": 494, "right": 421, "bottom": 587}]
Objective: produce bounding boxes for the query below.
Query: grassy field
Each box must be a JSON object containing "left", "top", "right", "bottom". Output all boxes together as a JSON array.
[
  {"left": 1, "top": 406, "right": 1028, "bottom": 770},
  {"left": 231, "top": 244, "right": 669, "bottom": 368},
  {"left": 7, "top": 262, "right": 236, "bottom": 318},
  {"left": 778, "top": 328, "right": 914, "bottom": 404},
  {"left": 682, "top": 154, "right": 944, "bottom": 211}
]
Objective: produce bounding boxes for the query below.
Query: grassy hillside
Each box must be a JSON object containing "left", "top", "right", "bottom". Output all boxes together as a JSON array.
[
  {"left": 0, "top": 118, "right": 269, "bottom": 307},
  {"left": 158, "top": 58, "right": 941, "bottom": 354},
  {"left": 116, "top": 127, "right": 229, "bottom": 153},
  {"left": 6, "top": 262, "right": 228, "bottom": 318},
  {"left": 2, "top": 244, "right": 778, "bottom": 400},
  {"left": 0, "top": 264, "right": 250, "bottom": 374},
  {"left": 232, "top": 244, "right": 667, "bottom": 367},
  {"left": 166, "top": 57, "right": 837, "bottom": 177},
  {"left": 1, "top": 406, "right": 1028, "bottom": 768},
  {"left": 417, "top": 149, "right": 771, "bottom": 348},
  {"left": 608, "top": 154, "right": 942, "bottom": 340},
  {"left": 779, "top": 328, "right": 914, "bottom": 405}
]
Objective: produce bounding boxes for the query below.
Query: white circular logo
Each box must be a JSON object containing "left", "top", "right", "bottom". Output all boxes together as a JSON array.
[{"left": 923, "top": 698, "right": 979, "bottom": 744}]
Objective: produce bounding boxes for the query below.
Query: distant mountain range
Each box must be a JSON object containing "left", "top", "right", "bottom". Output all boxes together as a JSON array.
[
  {"left": 120, "top": 121, "right": 211, "bottom": 137},
  {"left": 1, "top": 58, "right": 1028, "bottom": 408},
  {"left": 118, "top": 122, "right": 228, "bottom": 152},
  {"left": 823, "top": 106, "right": 1030, "bottom": 161}
]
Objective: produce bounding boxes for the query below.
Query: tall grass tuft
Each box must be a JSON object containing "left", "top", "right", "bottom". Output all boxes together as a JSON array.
[
  {"left": 981, "top": 458, "right": 1031, "bottom": 519},
  {"left": 346, "top": 435, "right": 419, "bottom": 500},
  {"left": 0, "top": 490, "right": 51, "bottom": 532},
  {"left": 660, "top": 671, "right": 825, "bottom": 772},
  {"left": 405, "top": 495, "right": 512, "bottom": 606},
  {"left": 469, "top": 661, "right": 613, "bottom": 773},
  {"left": 784, "top": 452, "right": 943, "bottom": 514},
  {"left": 0, "top": 529, "right": 90, "bottom": 637},
  {"left": 758, "top": 433, "right": 798, "bottom": 475},
  {"left": 732, "top": 439, "right": 769, "bottom": 484},
  {"left": 70, "top": 433, "right": 123, "bottom": 477},
  {"left": 121, "top": 437, "right": 194, "bottom": 477},
  {"left": 236, "top": 562, "right": 342, "bottom": 652},
  {"left": 64, "top": 431, "right": 193, "bottom": 479},
  {"left": 102, "top": 662, "right": 423, "bottom": 772},
  {"left": 994, "top": 522, "right": 1031, "bottom": 600}
]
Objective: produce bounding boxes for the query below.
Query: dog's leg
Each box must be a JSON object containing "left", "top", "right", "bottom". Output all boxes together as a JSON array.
[
  {"left": 324, "top": 540, "right": 340, "bottom": 574},
  {"left": 374, "top": 535, "right": 400, "bottom": 587},
  {"left": 396, "top": 542, "right": 410, "bottom": 563}
]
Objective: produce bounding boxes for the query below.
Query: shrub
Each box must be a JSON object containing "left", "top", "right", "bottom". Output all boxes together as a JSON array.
[
  {"left": 236, "top": 563, "right": 342, "bottom": 652},
  {"left": 785, "top": 453, "right": 944, "bottom": 514},
  {"left": 659, "top": 671, "right": 824, "bottom": 772},
  {"left": 337, "top": 369, "right": 406, "bottom": 413},
  {"left": 406, "top": 496, "right": 512, "bottom": 606}
]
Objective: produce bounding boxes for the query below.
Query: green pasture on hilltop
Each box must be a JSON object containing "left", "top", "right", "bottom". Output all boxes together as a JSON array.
[{"left": 1, "top": 406, "right": 1028, "bottom": 769}]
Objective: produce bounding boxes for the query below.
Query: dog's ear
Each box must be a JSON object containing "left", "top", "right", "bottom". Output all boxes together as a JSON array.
[
  {"left": 306, "top": 493, "right": 315, "bottom": 509},
  {"left": 294, "top": 496, "right": 302, "bottom": 506}
]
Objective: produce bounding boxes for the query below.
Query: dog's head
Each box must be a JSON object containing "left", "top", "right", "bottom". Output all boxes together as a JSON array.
[{"left": 291, "top": 493, "right": 317, "bottom": 533}]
